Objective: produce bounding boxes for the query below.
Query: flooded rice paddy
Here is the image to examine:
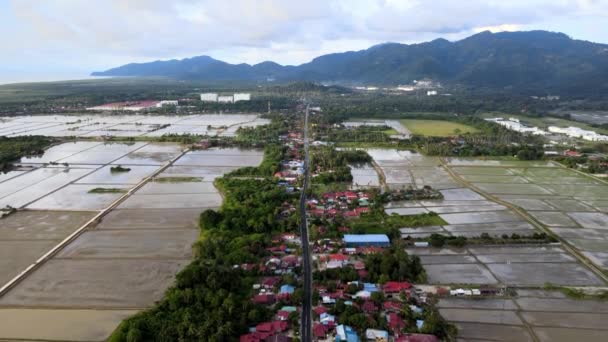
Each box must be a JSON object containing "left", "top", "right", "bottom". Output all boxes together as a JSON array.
[
  {"left": 408, "top": 245, "right": 603, "bottom": 286},
  {"left": 0, "top": 114, "right": 269, "bottom": 137},
  {"left": 0, "top": 143, "right": 264, "bottom": 341},
  {"left": 366, "top": 149, "right": 458, "bottom": 189},
  {"left": 447, "top": 158, "right": 608, "bottom": 271},
  {"left": 439, "top": 290, "right": 608, "bottom": 342},
  {"left": 349, "top": 163, "right": 380, "bottom": 189}
]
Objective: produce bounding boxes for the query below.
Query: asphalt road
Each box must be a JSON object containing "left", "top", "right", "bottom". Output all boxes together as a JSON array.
[{"left": 299, "top": 105, "right": 312, "bottom": 341}]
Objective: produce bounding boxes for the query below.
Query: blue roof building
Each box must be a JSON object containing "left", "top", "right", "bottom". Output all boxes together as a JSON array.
[
  {"left": 281, "top": 306, "right": 297, "bottom": 312},
  {"left": 336, "top": 325, "right": 360, "bottom": 342},
  {"left": 280, "top": 285, "right": 295, "bottom": 294},
  {"left": 343, "top": 234, "right": 390, "bottom": 247},
  {"left": 363, "top": 283, "right": 379, "bottom": 293}
]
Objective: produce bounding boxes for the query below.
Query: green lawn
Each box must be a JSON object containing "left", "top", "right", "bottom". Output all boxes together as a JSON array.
[{"left": 401, "top": 119, "right": 479, "bottom": 137}]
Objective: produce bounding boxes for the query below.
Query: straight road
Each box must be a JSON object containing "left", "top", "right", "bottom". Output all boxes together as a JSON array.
[{"left": 299, "top": 105, "right": 312, "bottom": 341}]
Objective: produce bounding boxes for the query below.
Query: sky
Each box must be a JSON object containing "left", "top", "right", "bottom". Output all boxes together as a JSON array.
[{"left": 1, "top": 0, "right": 608, "bottom": 83}]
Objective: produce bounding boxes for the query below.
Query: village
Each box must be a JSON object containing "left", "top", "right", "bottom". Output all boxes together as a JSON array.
[{"left": 238, "top": 127, "right": 499, "bottom": 342}]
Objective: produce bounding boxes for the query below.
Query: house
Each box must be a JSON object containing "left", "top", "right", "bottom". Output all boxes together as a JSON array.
[
  {"left": 253, "top": 294, "right": 275, "bottom": 305},
  {"left": 261, "top": 277, "right": 281, "bottom": 289},
  {"left": 354, "top": 290, "right": 371, "bottom": 299},
  {"left": 327, "top": 260, "right": 347, "bottom": 269},
  {"left": 344, "top": 234, "right": 390, "bottom": 247},
  {"left": 383, "top": 281, "right": 412, "bottom": 295},
  {"left": 363, "top": 283, "right": 379, "bottom": 293},
  {"left": 564, "top": 150, "right": 582, "bottom": 157},
  {"left": 320, "top": 312, "right": 336, "bottom": 325},
  {"left": 336, "top": 325, "right": 360, "bottom": 342},
  {"left": 365, "top": 329, "right": 389, "bottom": 341},
  {"left": 280, "top": 285, "right": 295, "bottom": 294},
  {"left": 355, "top": 207, "right": 370, "bottom": 215},
  {"left": 322, "top": 295, "right": 336, "bottom": 304},
  {"left": 387, "top": 313, "right": 406, "bottom": 334},
  {"left": 256, "top": 321, "right": 288, "bottom": 334},
  {"left": 353, "top": 261, "right": 366, "bottom": 270},
  {"left": 330, "top": 254, "right": 349, "bottom": 262},
  {"left": 276, "top": 310, "right": 290, "bottom": 321},
  {"left": 345, "top": 191, "right": 359, "bottom": 201},
  {"left": 362, "top": 300, "right": 378, "bottom": 313},
  {"left": 383, "top": 301, "right": 402, "bottom": 312},
  {"left": 314, "top": 306, "right": 328, "bottom": 316},
  {"left": 314, "top": 323, "right": 328, "bottom": 339}
]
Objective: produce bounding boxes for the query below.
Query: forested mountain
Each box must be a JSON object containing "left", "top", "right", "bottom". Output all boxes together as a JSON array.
[{"left": 92, "top": 31, "right": 608, "bottom": 93}]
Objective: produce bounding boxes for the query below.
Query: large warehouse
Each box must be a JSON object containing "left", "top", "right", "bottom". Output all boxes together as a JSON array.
[{"left": 343, "top": 234, "right": 390, "bottom": 247}]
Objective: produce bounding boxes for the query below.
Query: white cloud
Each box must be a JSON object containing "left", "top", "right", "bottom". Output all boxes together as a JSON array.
[{"left": 1, "top": 0, "right": 607, "bottom": 78}]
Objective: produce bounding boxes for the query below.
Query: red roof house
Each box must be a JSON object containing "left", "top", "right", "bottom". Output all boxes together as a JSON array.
[
  {"left": 383, "top": 281, "right": 413, "bottom": 294},
  {"left": 329, "top": 254, "right": 349, "bottom": 262},
  {"left": 362, "top": 300, "right": 378, "bottom": 313},
  {"left": 314, "top": 306, "right": 328, "bottom": 316},
  {"left": 564, "top": 150, "right": 582, "bottom": 157},
  {"left": 388, "top": 312, "right": 407, "bottom": 334},
  {"left": 253, "top": 294, "right": 276, "bottom": 305},
  {"left": 261, "top": 277, "right": 281, "bottom": 288},
  {"left": 355, "top": 207, "right": 370, "bottom": 215},
  {"left": 313, "top": 323, "right": 328, "bottom": 339},
  {"left": 256, "top": 321, "right": 289, "bottom": 334},
  {"left": 276, "top": 310, "right": 290, "bottom": 321},
  {"left": 383, "top": 301, "right": 403, "bottom": 312}
]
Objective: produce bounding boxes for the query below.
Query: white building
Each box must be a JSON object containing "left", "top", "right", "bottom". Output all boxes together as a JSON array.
[
  {"left": 427, "top": 90, "right": 438, "bottom": 96},
  {"left": 397, "top": 86, "right": 415, "bottom": 91},
  {"left": 156, "top": 100, "right": 178, "bottom": 107},
  {"left": 217, "top": 95, "right": 234, "bottom": 103},
  {"left": 200, "top": 93, "right": 218, "bottom": 102},
  {"left": 233, "top": 93, "right": 251, "bottom": 102},
  {"left": 548, "top": 126, "right": 608, "bottom": 142},
  {"left": 485, "top": 117, "right": 548, "bottom": 136}
]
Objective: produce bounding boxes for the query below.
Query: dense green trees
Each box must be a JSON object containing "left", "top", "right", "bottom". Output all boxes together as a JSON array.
[
  {"left": 110, "top": 146, "right": 296, "bottom": 341},
  {"left": 226, "top": 144, "right": 285, "bottom": 177},
  {"left": 311, "top": 147, "right": 373, "bottom": 184},
  {"left": 109, "top": 262, "right": 271, "bottom": 342},
  {"left": 364, "top": 243, "right": 426, "bottom": 283},
  {"left": 0, "top": 136, "right": 53, "bottom": 171}
]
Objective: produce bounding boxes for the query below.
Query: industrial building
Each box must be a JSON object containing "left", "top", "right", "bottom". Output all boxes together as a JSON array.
[
  {"left": 218, "top": 95, "right": 234, "bottom": 103},
  {"left": 86, "top": 100, "right": 160, "bottom": 111},
  {"left": 343, "top": 234, "right": 390, "bottom": 247},
  {"left": 485, "top": 117, "right": 548, "bottom": 136},
  {"left": 156, "top": 100, "right": 178, "bottom": 107},
  {"left": 548, "top": 126, "right": 608, "bottom": 142},
  {"left": 234, "top": 93, "right": 251, "bottom": 102},
  {"left": 200, "top": 93, "right": 251, "bottom": 103},
  {"left": 200, "top": 93, "right": 219, "bottom": 102}
]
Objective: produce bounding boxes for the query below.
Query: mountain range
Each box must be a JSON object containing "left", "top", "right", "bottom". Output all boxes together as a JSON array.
[{"left": 92, "top": 31, "right": 608, "bottom": 93}]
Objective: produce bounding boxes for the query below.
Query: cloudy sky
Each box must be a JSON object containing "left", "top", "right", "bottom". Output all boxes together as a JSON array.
[{"left": 1, "top": 0, "right": 607, "bottom": 83}]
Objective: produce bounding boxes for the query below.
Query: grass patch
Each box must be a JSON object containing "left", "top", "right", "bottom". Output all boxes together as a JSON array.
[
  {"left": 543, "top": 283, "right": 608, "bottom": 300},
  {"left": 350, "top": 212, "right": 447, "bottom": 235},
  {"left": 153, "top": 176, "right": 203, "bottom": 183},
  {"left": 401, "top": 119, "right": 479, "bottom": 137},
  {"left": 88, "top": 188, "right": 127, "bottom": 194}
]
